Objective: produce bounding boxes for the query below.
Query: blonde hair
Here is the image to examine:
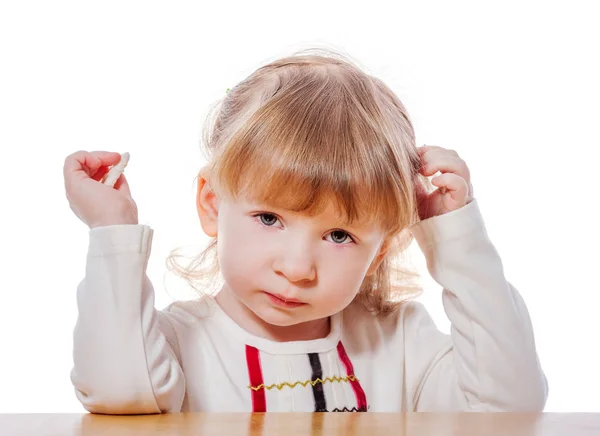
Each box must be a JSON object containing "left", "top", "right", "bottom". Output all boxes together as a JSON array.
[{"left": 167, "top": 48, "right": 430, "bottom": 315}]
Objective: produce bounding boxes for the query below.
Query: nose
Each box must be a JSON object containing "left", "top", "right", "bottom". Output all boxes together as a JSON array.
[{"left": 272, "top": 243, "right": 317, "bottom": 284}]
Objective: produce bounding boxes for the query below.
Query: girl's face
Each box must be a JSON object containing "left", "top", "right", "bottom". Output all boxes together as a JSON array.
[{"left": 213, "top": 194, "right": 388, "bottom": 341}]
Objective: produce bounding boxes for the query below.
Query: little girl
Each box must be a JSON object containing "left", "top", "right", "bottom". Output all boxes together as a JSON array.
[{"left": 63, "top": 50, "right": 547, "bottom": 414}]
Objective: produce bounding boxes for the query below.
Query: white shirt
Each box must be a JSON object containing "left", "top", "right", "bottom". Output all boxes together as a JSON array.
[{"left": 70, "top": 199, "right": 548, "bottom": 413}]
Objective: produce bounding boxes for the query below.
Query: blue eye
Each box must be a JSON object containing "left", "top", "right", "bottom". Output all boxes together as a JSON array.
[
  {"left": 328, "top": 230, "right": 353, "bottom": 244},
  {"left": 255, "top": 213, "right": 355, "bottom": 244},
  {"left": 258, "top": 213, "right": 279, "bottom": 226}
]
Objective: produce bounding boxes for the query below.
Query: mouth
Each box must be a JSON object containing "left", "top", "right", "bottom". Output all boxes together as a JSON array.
[{"left": 263, "top": 291, "right": 307, "bottom": 308}]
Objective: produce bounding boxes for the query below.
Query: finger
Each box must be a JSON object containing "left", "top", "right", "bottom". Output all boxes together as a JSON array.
[
  {"left": 89, "top": 150, "right": 124, "bottom": 163},
  {"left": 431, "top": 173, "right": 469, "bottom": 201},
  {"left": 91, "top": 165, "right": 110, "bottom": 182},
  {"left": 89, "top": 150, "right": 123, "bottom": 180},
  {"left": 63, "top": 152, "right": 101, "bottom": 183},
  {"left": 64, "top": 151, "right": 122, "bottom": 181},
  {"left": 416, "top": 145, "right": 430, "bottom": 157},
  {"left": 418, "top": 146, "right": 461, "bottom": 169},
  {"left": 419, "top": 145, "right": 460, "bottom": 162},
  {"left": 113, "top": 174, "right": 132, "bottom": 197},
  {"left": 417, "top": 144, "right": 446, "bottom": 155},
  {"left": 420, "top": 155, "right": 470, "bottom": 182}
]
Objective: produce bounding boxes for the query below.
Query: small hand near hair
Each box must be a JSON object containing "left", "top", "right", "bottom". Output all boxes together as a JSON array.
[{"left": 416, "top": 145, "right": 474, "bottom": 220}]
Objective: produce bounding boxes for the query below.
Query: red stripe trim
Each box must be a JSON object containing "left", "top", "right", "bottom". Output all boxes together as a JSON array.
[
  {"left": 337, "top": 341, "right": 367, "bottom": 411},
  {"left": 245, "top": 345, "right": 266, "bottom": 412}
]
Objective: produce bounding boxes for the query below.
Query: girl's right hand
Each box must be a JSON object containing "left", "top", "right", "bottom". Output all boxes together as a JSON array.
[{"left": 63, "top": 150, "right": 139, "bottom": 229}]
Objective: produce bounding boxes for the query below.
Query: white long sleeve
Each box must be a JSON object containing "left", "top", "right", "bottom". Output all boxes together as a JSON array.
[
  {"left": 70, "top": 225, "right": 185, "bottom": 414},
  {"left": 407, "top": 199, "right": 548, "bottom": 411}
]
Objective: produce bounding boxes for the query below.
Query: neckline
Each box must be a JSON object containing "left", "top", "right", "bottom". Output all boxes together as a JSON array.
[{"left": 208, "top": 297, "right": 343, "bottom": 355}]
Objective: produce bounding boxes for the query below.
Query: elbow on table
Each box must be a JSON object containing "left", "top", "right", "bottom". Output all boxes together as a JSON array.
[
  {"left": 507, "top": 373, "right": 549, "bottom": 412},
  {"left": 75, "top": 387, "right": 164, "bottom": 415},
  {"left": 477, "top": 373, "right": 549, "bottom": 412},
  {"left": 70, "top": 360, "right": 185, "bottom": 414}
]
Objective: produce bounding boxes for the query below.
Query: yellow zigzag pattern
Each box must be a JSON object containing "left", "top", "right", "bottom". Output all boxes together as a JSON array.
[{"left": 248, "top": 375, "right": 358, "bottom": 391}]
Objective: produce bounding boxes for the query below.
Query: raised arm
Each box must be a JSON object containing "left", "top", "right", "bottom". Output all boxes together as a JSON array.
[
  {"left": 405, "top": 199, "right": 547, "bottom": 411},
  {"left": 70, "top": 224, "right": 185, "bottom": 414}
]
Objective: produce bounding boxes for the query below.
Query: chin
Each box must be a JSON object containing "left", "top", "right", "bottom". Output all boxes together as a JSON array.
[{"left": 252, "top": 305, "right": 308, "bottom": 327}]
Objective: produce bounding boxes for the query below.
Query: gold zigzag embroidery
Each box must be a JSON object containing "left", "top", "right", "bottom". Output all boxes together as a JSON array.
[{"left": 248, "top": 375, "right": 358, "bottom": 391}]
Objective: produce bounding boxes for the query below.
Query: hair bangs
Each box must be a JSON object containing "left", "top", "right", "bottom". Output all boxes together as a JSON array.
[{"left": 213, "top": 71, "right": 412, "bottom": 234}]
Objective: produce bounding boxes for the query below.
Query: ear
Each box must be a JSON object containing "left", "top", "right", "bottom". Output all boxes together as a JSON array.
[
  {"left": 366, "top": 237, "right": 393, "bottom": 276},
  {"left": 196, "top": 172, "right": 219, "bottom": 237}
]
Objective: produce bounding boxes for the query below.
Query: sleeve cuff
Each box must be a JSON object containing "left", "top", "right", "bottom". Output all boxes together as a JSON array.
[
  {"left": 87, "top": 224, "right": 154, "bottom": 257},
  {"left": 409, "top": 198, "right": 487, "bottom": 249}
]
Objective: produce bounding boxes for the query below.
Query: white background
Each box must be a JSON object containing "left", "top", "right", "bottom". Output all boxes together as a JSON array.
[{"left": 1, "top": 0, "right": 598, "bottom": 413}]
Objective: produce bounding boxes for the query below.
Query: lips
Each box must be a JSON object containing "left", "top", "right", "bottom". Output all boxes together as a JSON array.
[
  {"left": 270, "top": 293, "right": 303, "bottom": 303},
  {"left": 264, "top": 291, "right": 306, "bottom": 308}
]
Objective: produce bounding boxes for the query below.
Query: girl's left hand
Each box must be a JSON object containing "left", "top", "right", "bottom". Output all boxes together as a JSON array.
[{"left": 415, "top": 145, "right": 474, "bottom": 220}]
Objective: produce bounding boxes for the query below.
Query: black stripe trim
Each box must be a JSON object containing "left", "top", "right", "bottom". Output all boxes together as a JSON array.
[
  {"left": 331, "top": 406, "right": 368, "bottom": 412},
  {"left": 308, "top": 353, "right": 327, "bottom": 412}
]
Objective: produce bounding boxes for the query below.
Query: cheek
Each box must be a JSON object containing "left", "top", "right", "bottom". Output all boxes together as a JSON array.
[
  {"left": 318, "top": 249, "right": 374, "bottom": 294},
  {"left": 217, "top": 217, "right": 268, "bottom": 287}
]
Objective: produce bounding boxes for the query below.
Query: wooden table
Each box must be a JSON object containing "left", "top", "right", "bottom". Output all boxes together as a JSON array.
[{"left": 1, "top": 413, "right": 599, "bottom": 435}]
